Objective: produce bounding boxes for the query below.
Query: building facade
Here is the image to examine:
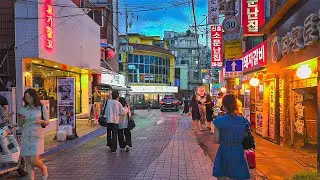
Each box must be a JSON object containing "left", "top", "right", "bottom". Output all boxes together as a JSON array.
[
  {"left": 164, "top": 31, "right": 210, "bottom": 91},
  {"left": 119, "top": 34, "right": 177, "bottom": 108},
  {"left": 15, "top": 0, "right": 101, "bottom": 119}
]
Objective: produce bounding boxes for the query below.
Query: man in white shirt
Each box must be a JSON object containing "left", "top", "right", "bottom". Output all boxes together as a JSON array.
[{"left": 105, "top": 90, "right": 125, "bottom": 153}]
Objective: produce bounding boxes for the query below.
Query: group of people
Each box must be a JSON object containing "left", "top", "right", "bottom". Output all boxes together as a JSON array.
[{"left": 184, "top": 93, "right": 251, "bottom": 180}]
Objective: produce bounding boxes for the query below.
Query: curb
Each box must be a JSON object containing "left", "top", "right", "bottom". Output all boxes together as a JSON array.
[{"left": 41, "top": 127, "right": 106, "bottom": 158}]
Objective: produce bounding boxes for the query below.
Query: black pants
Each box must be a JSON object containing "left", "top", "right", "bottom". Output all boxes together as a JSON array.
[
  {"left": 118, "top": 128, "right": 132, "bottom": 148},
  {"left": 107, "top": 123, "right": 119, "bottom": 152}
]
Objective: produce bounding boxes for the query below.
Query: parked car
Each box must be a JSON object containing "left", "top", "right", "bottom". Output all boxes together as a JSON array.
[{"left": 160, "top": 95, "right": 179, "bottom": 112}]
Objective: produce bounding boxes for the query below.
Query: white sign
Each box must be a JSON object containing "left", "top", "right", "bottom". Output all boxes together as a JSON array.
[
  {"left": 101, "top": 74, "right": 126, "bottom": 88},
  {"left": 222, "top": 16, "right": 240, "bottom": 33},
  {"left": 130, "top": 86, "right": 178, "bottom": 93},
  {"left": 57, "top": 77, "right": 76, "bottom": 138},
  {"left": 208, "top": 0, "right": 219, "bottom": 24}
]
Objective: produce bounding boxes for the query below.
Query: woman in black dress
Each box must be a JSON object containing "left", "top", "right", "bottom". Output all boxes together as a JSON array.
[
  {"left": 183, "top": 98, "right": 190, "bottom": 114},
  {"left": 191, "top": 95, "right": 203, "bottom": 133},
  {"left": 205, "top": 94, "right": 214, "bottom": 131}
]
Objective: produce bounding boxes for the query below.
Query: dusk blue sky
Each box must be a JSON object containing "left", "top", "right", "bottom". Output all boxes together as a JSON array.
[{"left": 118, "top": 0, "right": 210, "bottom": 45}]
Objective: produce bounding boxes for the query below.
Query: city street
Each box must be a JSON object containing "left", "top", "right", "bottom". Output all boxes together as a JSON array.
[{"left": 6, "top": 110, "right": 214, "bottom": 180}]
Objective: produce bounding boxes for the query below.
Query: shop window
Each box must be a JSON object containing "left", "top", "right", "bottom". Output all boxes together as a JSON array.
[
  {"left": 128, "top": 74, "right": 134, "bottom": 83},
  {"left": 155, "top": 66, "right": 159, "bottom": 74},
  {"left": 119, "top": 62, "right": 123, "bottom": 72},
  {"left": 128, "top": 54, "right": 133, "bottom": 63},
  {"left": 139, "top": 64, "right": 144, "bottom": 73},
  {"left": 162, "top": 67, "right": 166, "bottom": 75},
  {"left": 145, "top": 56, "right": 150, "bottom": 64},
  {"left": 133, "top": 74, "right": 137, "bottom": 83},
  {"left": 150, "top": 65, "right": 155, "bottom": 74},
  {"left": 140, "top": 55, "right": 144, "bottom": 64},
  {"left": 134, "top": 55, "right": 139, "bottom": 63},
  {"left": 159, "top": 58, "right": 163, "bottom": 66},
  {"left": 145, "top": 65, "right": 150, "bottom": 73},
  {"left": 167, "top": 67, "right": 170, "bottom": 76},
  {"left": 88, "top": 9, "right": 103, "bottom": 27},
  {"left": 139, "top": 74, "right": 144, "bottom": 83},
  {"left": 150, "top": 56, "right": 155, "bottom": 64},
  {"left": 155, "top": 57, "right": 159, "bottom": 65}
]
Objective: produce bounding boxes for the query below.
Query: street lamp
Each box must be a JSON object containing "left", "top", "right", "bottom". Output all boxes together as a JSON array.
[
  {"left": 296, "top": 65, "right": 312, "bottom": 79},
  {"left": 221, "top": 87, "right": 227, "bottom": 93},
  {"left": 249, "top": 78, "right": 260, "bottom": 87}
]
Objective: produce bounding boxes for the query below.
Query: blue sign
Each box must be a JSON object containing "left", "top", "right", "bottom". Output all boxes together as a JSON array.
[
  {"left": 225, "top": 60, "right": 243, "bottom": 72},
  {"left": 174, "top": 79, "right": 180, "bottom": 87}
]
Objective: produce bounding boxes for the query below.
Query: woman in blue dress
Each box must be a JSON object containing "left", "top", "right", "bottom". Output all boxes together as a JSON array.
[{"left": 212, "top": 94, "right": 250, "bottom": 180}]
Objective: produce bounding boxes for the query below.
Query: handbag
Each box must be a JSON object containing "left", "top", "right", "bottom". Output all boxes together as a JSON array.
[
  {"left": 242, "top": 116, "right": 256, "bottom": 150},
  {"left": 40, "top": 106, "right": 47, "bottom": 128},
  {"left": 245, "top": 150, "right": 256, "bottom": 169},
  {"left": 98, "top": 100, "right": 108, "bottom": 127},
  {"left": 127, "top": 113, "right": 136, "bottom": 130}
]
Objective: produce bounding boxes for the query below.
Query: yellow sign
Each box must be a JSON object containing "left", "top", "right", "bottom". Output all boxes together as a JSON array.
[{"left": 224, "top": 40, "right": 242, "bottom": 59}]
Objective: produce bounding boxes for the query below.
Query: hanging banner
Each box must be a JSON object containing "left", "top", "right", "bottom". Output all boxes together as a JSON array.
[
  {"left": 268, "top": 80, "right": 276, "bottom": 140},
  {"left": 208, "top": 0, "right": 219, "bottom": 24},
  {"left": 224, "top": 40, "right": 242, "bottom": 59},
  {"left": 57, "top": 77, "right": 76, "bottom": 138},
  {"left": 242, "top": 0, "right": 265, "bottom": 35},
  {"left": 211, "top": 25, "right": 223, "bottom": 67}
]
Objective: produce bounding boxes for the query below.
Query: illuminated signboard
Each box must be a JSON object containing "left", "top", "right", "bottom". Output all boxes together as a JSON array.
[
  {"left": 211, "top": 25, "right": 223, "bottom": 67},
  {"left": 242, "top": 0, "right": 265, "bottom": 34},
  {"left": 242, "top": 41, "right": 267, "bottom": 73},
  {"left": 45, "top": 0, "right": 53, "bottom": 50}
]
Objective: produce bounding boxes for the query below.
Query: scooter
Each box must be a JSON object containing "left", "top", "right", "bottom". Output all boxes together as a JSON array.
[{"left": 0, "top": 123, "right": 27, "bottom": 177}]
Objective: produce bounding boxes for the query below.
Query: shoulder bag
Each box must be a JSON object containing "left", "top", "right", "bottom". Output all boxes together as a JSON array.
[
  {"left": 40, "top": 106, "right": 47, "bottom": 128},
  {"left": 127, "top": 108, "right": 136, "bottom": 130},
  {"left": 242, "top": 117, "right": 256, "bottom": 150},
  {"left": 98, "top": 100, "right": 108, "bottom": 127}
]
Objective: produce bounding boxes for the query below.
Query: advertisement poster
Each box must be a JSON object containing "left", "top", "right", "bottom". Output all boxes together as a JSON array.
[
  {"left": 208, "top": 0, "right": 219, "bottom": 24},
  {"left": 268, "top": 80, "right": 276, "bottom": 140},
  {"left": 244, "top": 90, "right": 251, "bottom": 122},
  {"left": 224, "top": 40, "right": 242, "bottom": 59},
  {"left": 255, "top": 103, "right": 263, "bottom": 135},
  {"left": 57, "top": 77, "right": 76, "bottom": 136}
]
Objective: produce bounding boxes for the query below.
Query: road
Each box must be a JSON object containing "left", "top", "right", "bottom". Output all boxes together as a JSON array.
[{"left": 6, "top": 110, "right": 214, "bottom": 180}]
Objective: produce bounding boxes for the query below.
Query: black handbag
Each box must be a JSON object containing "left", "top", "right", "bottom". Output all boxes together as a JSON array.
[
  {"left": 127, "top": 114, "right": 135, "bottom": 130},
  {"left": 242, "top": 117, "right": 256, "bottom": 150},
  {"left": 98, "top": 101, "right": 108, "bottom": 127},
  {"left": 40, "top": 106, "right": 47, "bottom": 128}
]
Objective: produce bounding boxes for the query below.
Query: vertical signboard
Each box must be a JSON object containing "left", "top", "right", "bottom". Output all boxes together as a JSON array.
[
  {"left": 44, "top": 0, "right": 54, "bottom": 50},
  {"left": 211, "top": 25, "right": 223, "bottom": 67},
  {"left": 57, "top": 77, "right": 76, "bottom": 138},
  {"left": 208, "top": 0, "right": 219, "bottom": 24},
  {"left": 279, "top": 77, "right": 284, "bottom": 138},
  {"left": 269, "top": 79, "right": 276, "bottom": 140},
  {"left": 244, "top": 89, "right": 251, "bottom": 123},
  {"left": 242, "top": 0, "right": 265, "bottom": 35}
]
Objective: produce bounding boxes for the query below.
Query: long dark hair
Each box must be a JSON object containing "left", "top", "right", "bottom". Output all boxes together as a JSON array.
[
  {"left": 23, "top": 88, "right": 42, "bottom": 108},
  {"left": 192, "top": 95, "right": 197, "bottom": 102},
  {"left": 119, "top": 97, "right": 127, "bottom": 107},
  {"left": 222, "top": 94, "right": 237, "bottom": 114},
  {"left": 206, "top": 94, "right": 212, "bottom": 103}
]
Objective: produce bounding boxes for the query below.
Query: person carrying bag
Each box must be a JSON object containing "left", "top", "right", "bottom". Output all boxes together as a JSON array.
[{"left": 98, "top": 100, "right": 108, "bottom": 127}]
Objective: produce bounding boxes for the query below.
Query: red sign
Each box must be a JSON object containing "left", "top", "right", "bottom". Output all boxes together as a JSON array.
[
  {"left": 242, "top": 41, "right": 267, "bottom": 72},
  {"left": 211, "top": 25, "right": 223, "bottom": 67},
  {"left": 44, "top": 0, "right": 53, "bottom": 50},
  {"left": 242, "top": 0, "right": 265, "bottom": 34}
]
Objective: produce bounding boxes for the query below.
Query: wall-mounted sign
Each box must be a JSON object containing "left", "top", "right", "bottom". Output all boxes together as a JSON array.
[
  {"left": 208, "top": 0, "right": 219, "bottom": 24},
  {"left": 242, "top": 0, "right": 265, "bottom": 34},
  {"left": 211, "top": 25, "right": 223, "bottom": 67},
  {"left": 224, "top": 33, "right": 242, "bottom": 41},
  {"left": 222, "top": 16, "right": 240, "bottom": 34},
  {"left": 101, "top": 74, "right": 126, "bottom": 88},
  {"left": 224, "top": 40, "right": 242, "bottom": 59},
  {"left": 242, "top": 41, "right": 267, "bottom": 73},
  {"left": 268, "top": 80, "right": 276, "bottom": 140},
  {"left": 44, "top": 0, "right": 53, "bottom": 50},
  {"left": 225, "top": 60, "right": 243, "bottom": 78},
  {"left": 130, "top": 86, "right": 178, "bottom": 93},
  {"left": 271, "top": 9, "right": 320, "bottom": 62}
]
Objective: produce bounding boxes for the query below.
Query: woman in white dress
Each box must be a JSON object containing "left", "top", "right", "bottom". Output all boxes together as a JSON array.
[{"left": 17, "top": 89, "right": 49, "bottom": 180}]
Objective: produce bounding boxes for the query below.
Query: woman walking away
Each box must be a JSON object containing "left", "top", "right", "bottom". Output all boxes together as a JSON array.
[
  {"left": 212, "top": 94, "right": 250, "bottom": 180},
  {"left": 204, "top": 94, "right": 214, "bottom": 131},
  {"left": 118, "top": 97, "right": 132, "bottom": 152},
  {"left": 190, "top": 95, "right": 204, "bottom": 133},
  {"left": 183, "top": 98, "right": 190, "bottom": 115},
  {"left": 17, "top": 89, "right": 49, "bottom": 180}
]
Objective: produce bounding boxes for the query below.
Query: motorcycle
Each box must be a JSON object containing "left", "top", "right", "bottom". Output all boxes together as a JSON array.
[{"left": 0, "top": 123, "right": 27, "bottom": 177}]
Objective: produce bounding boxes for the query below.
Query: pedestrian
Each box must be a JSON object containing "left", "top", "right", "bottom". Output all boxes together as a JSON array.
[
  {"left": 105, "top": 90, "right": 125, "bottom": 153},
  {"left": 216, "top": 92, "right": 225, "bottom": 116},
  {"left": 212, "top": 94, "right": 250, "bottom": 180},
  {"left": 190, "top": 95, "right": 204, "bottom": 133},
  {"left": 182, "top": 98, "right": 190, "bottom": 115},
  {"left": 93, "top": 86, "right": 101, "bottom": 121},
  {"left": 0, "top": 95, "right": 9, "bottom": 124},
  {"left": 118, "top": 97, "right": 132, "bottom": 152},
  {"left": 204, "top": 94, "right": 214, "bottom": 131},
  {"left": 17, "top": 89, "right": 49, "bottom": 180}
]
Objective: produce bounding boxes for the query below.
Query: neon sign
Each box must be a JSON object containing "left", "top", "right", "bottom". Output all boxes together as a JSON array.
[{"left": 45, "top": 0, "right": 53, "bottom": 50}]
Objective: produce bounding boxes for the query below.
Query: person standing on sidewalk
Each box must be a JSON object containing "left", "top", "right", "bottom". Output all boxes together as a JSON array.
[
  {"left": 105, "top": 90, "right": 125, "bottom": 153},
  {"left": 118, "top": 97, "right": 132, "bottom": 152},
  {"left": 182, "top": 97, "right": 190, "bottom": 115},
  {"left": 93, "top": 86, "right": 102, "bottom": 122},
  {"left": 191, "top": 95, "right": 204, "bottom": 133},
  {"left": 204, "top": 94, "right": 214, "bottom": 131},
  {"left": 212, "top": 94, "right": 250, "bottom": 180},
  {"left": 17, "top": 89, "right": 49, "bottom": 180}
]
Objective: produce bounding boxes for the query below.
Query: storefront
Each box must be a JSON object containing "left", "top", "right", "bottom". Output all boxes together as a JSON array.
[
  {"left": 129, "top": 86, "right": 178, "bottom": 109},
  {"left": 15, "top": 0, "right": 101, "bottom": 120},
  {"left": 267, "top": 0, "right": 320, "bottom": 146}
]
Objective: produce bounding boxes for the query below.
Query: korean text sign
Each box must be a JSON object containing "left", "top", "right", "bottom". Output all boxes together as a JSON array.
[
  {"left": 208, "top": 0, "right": 219, "bottom": 24},
  {"left": 44, "top": 0, "right": 53, "bottom": 50},
  {"left": 211, "top": 25, "right": 223, "bottom": 67},
  {"left": 242, "top": 41, "right": 267, "bottom": 73},
  {"left": 242, "top": 0, "right": 265, "bottom": 34}
]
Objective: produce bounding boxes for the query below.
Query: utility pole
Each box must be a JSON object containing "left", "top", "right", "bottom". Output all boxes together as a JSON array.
[
  {"left": 191, "top": 0, "right": 201, "bottom": 83},
  {"left": 125, "top": 6, "right": 129, "bottom": 86},
  {"left": 113, "top": 0, "right": 119, "bottom": 71}
]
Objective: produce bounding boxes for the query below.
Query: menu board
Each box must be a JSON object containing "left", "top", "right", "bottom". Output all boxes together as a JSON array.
[{"left": 57, "top": 77, "right": 76, "bottom": 137}]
